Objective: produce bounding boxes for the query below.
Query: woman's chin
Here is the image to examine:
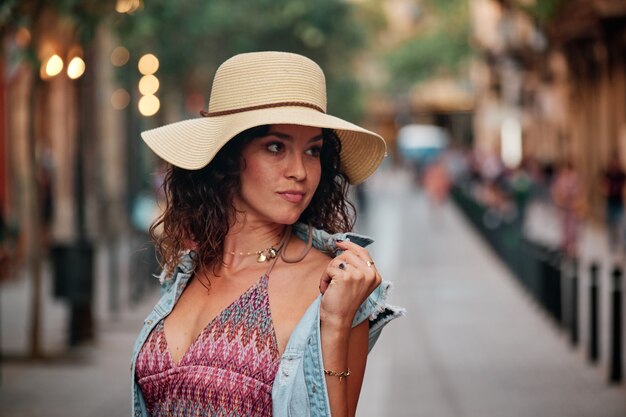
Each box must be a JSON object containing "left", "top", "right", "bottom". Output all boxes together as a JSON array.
[{"left": 270, "top": 212, "right": 304, "bottom": 226}]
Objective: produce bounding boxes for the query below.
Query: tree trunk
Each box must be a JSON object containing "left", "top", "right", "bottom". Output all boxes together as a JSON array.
[{"left": 28, "top": 74, "right": 44, "bottom": 360}]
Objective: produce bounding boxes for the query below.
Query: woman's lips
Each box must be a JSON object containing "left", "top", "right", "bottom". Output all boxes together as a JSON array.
[{"left": 278, "top": 192, "right": 305, "bottom": 203}]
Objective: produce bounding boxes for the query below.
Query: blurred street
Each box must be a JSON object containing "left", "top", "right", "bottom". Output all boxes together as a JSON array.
[
  {"left": 358, "top": 167, "right": 626, "bottom": 417},
  {"left": 0, "top": 167, "right": 624, "bottom": 417}
]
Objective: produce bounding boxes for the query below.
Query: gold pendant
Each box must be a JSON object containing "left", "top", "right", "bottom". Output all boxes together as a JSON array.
[
  {"left": 268, "top": 247, "right": 277, "bottom": 259},
  {"left": 257, "top": 252, "right": 267, "bottom": 263}
]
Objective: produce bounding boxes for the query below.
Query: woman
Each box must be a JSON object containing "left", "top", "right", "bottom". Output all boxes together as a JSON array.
[{"left": 131, "top": 51, "right": 403, "bottom": 417}]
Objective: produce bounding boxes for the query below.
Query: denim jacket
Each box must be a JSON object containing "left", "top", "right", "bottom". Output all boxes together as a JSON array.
[{"left": 130, "top": 224, "right": 404, "bottom": 417}]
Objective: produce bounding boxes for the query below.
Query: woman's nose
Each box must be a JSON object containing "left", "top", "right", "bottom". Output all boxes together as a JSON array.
[{"left": 285, "top": 153, "right": 307, "bottom": 181}]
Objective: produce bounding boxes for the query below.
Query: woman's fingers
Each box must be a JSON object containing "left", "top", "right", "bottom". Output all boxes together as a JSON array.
[
  {"left": 340, "top": 251, "right": 372, "bottom": 274},
  {"left": 319, "top": 266, "right": 333, "bottom": 294},
  {"left": 336, "top": 240, "right": 377, "bottom": 268},
  {"left": 334, "top": 241, "right": 380, "bottom": 288},
  {"left": 335, "top": 239, "right": 366, "bottom": 256},
  {"left": 320, "top": 242, "right": 381, "bottom": 301},
  {"left": 320, "top": 261, "right": 347, "bottom": 294}
]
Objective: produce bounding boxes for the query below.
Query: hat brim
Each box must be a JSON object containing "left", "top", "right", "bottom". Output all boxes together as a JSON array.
[{"left": 141, "top": 106, "right": 386, "bottom": 185}]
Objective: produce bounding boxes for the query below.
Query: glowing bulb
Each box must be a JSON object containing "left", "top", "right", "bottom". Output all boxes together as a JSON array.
[
  {"left": 138, "top": 53, "right": 159, "bottom": 75},
  {"left": 138, "top": 75, "right": 159, "bottom": 95},
  {"left": 115, "top": 0, "right": 132, "bottom": 13},
  {"left": 44, "top": 54, "right": 64, "bottom": 77},
  {"left": 116, "top": 0, "right": 142, "bottom": 13},
  {"left": 138, "top": 95, "right": 160, "bottom": 116},
  {"left": 67, "top": 57, "right": 85, "bottom": 79}
]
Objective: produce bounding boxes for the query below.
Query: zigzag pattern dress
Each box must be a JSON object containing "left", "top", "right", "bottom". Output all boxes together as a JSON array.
[{"left": 135, "top": 274, "right": 281, "bottom": 417}]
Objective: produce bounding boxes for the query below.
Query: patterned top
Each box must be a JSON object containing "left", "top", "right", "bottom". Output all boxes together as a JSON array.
[{"left": 135, "top": 274, "right": 281, "bottom": 417}]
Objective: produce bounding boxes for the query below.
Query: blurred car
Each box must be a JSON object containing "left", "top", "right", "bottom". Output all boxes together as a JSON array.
[{"left": 396, "top": 124, "right": 449, "bottom": 164}]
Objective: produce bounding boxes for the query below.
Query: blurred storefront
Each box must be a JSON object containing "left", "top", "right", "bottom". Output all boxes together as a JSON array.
[
  {"left": 1, "top": 5, "right": 153, "bottom": 357},
  {"left": 470, "top": 0, "right": 626, "bottom": 218}
]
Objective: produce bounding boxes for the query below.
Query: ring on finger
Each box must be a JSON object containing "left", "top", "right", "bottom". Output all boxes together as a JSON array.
[
  {"left": 338, "top": 262, "right": 347, "bottom": 270},
  {"left": 366, "top": 259, "right": 375, "bottom": 268}
]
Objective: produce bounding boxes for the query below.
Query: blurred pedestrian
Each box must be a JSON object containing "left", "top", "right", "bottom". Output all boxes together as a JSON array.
[
  {"left": 551, "top": 161, "right": 585, "bottom": 258},
  {"left": 423, "top": 157, "right": 451, "bottom": 223},
  {"left": 508, "top": 162, "right": 534, "bottom": 225},
  {"left": 601, "top": 154, "right": 626, "bottom": 252},
  {"left": 423, "top": 157, "right": 451, "bottom": 205},
  {"left": 130, "top": 52, "right": 402, "bottom": 417}
]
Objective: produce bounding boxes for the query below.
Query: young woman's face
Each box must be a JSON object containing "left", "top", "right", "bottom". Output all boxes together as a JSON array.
[{"left": 235, "top": 124, "right": 323, "bottom": 225}]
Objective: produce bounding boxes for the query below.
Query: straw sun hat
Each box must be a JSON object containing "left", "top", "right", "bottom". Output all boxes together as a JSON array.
[{"left": 141, "top": 51, "right": 386, "bottom": 185}]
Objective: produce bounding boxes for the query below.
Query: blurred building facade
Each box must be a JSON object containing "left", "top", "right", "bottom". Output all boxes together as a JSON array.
[
  {"left": 360, "top": 0, "right": 475, "bottom": 157},
  {"left": 1, "top": 6, "right": 150, "bottom": 356},
  {"left": 470, "top": 0, "right": 626, "bottom": 217}
]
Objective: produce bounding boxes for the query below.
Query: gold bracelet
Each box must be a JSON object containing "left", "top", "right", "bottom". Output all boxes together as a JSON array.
[{"left": 324, "top": 368, "right": 351, "bottom": 381}]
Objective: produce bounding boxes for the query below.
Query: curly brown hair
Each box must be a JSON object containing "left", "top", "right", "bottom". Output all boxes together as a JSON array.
[{"left": 150, "top": 125, "right": 355, "bottom": 275}]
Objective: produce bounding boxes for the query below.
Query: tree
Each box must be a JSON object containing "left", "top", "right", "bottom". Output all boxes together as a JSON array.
[
  {"left": 113, "top": 0, "right": 369, "bottom": 121},
  {"left": 515, "top": 0, "right": 567, "bottom": 24},
  {"left": 383, "top": 0, "right": 472, "bottom": 93}
]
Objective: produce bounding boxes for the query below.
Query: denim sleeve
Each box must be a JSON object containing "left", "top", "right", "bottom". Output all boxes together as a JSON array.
[
  {"left": 352, "top": 281, "right": 405, "bottom": 353},
  {"left": 156, "top": 250, "right": 194, "bottom": 296},
  {"left": 292, "top": 224, "right": 404, "bottom": 351}
]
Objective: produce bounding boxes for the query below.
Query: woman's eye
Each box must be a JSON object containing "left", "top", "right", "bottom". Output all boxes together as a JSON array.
[
  {"left": 306, "top": 146, "right": 322, "bottom": 157},
  {"left": 267, "top": 142, "right": 283, "bottom": 153}
]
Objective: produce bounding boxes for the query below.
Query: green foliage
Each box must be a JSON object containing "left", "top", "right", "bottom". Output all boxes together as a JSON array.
[
  {"left": 387, "top": 26, "right": 470, "bottom": 90},
  {"left": 384, "top": 0, "right": 472, "bottom": 92},
  {"left": 114, "top": 0, "right": 369, "bottom": 120},
  {"left": 56, "top": 0, "right": 114, "bottom": 43},
  {"left": 516, "top": 0, "right": 567, "bottom": 24},
  {"left": 0, "top": 0, "right": 41, "bottom": 47},
  {"left": 1, "top": 0, "right": 113, "bottom": 42}
]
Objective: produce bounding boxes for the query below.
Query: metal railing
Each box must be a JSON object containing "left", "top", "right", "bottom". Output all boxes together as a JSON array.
[{"left": 451, "top": 185, "right": 623, "bottom": 384}]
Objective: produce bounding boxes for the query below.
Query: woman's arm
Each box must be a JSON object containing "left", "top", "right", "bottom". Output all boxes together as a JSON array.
[
  {"left": 321, "top": 319, "right": 369, "bottom": 417},
  {"left": 319, "top": 240, "right": 381, "bottom": 417}
]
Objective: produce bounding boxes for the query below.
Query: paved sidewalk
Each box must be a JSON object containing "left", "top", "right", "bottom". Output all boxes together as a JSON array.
[
  {"left": 357, "top": 167, "right": 626, "bottom": 417},
  {"left": 0, "top": 289, "right": 158, "bottom": 417},
  {"left": 525, "top": 200, "right": 625, "bottom": 377}
]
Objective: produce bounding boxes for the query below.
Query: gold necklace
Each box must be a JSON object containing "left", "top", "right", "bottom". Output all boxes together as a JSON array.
[{"left": 227, "top": 240, "right": 281, "bottom": 263}]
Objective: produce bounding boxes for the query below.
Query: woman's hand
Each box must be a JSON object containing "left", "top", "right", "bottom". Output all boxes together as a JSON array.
[{"left": 319, "top": 240, "right": 381, "bottom": 328}]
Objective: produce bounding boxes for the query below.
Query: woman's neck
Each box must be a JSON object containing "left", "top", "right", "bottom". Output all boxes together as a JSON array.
[{"left": 221, "top": 220, "right": 287, "bottom": 271}]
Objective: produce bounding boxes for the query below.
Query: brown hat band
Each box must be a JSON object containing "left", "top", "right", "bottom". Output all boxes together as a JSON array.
[{"left": 200, "top": 101, "right": 325, "bottom": 117}]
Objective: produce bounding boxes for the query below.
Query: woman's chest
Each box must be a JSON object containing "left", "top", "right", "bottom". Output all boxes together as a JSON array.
[{"left": 165, "top": 270, "right": 319, "bottom": 361}]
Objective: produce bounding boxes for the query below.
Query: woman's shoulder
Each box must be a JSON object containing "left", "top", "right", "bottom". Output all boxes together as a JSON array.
[
  {"left": 304, "top": 245, "right": 333, "bottom": 271},
  {"left": 283, "top": 233, "right": 332, "bottom": 269}
]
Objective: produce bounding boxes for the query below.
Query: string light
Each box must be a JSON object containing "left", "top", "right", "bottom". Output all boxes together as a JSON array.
[
  {"left": 138, "top": 74, "right": 159, "bottom": 95},
  {"left": 67, "top": 56, "right": 86, "bottom": 79},
  {"left": 138, "top": 95, "right": 160, "bottom": 116},
  {"left": 138, "top": 53, "right": 159, "bottom": 75},
  {"left": 43, "top": 54, "right": 64, "bottom": 78}
]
